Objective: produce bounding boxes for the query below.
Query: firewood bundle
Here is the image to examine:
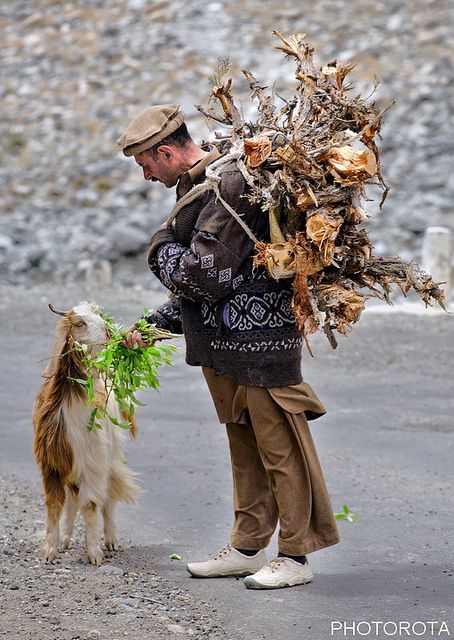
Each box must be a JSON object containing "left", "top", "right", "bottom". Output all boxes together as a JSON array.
[{"left": 197, "top": 31, "right": 445, "bottom": 351}]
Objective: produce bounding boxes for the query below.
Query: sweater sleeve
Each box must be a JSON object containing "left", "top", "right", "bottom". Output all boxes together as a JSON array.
[
  {"left": 148, "top": 170, "right": 261, "bottom": 302},
  {"left": 142, "top": 296, "right": 183, "bottom": 334}
]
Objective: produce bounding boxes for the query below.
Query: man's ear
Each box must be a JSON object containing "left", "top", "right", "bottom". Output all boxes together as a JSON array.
[{"left": 156, "top": 145, "right": 174, "bottom": 161}]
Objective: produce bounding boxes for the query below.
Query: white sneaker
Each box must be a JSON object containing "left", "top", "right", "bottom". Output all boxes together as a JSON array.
[
  {"left": 244, "top": 557, "right": 313, "bottom": 589},
  {"left": 186, "top": 544, "right": 268, "bottom": 578}
]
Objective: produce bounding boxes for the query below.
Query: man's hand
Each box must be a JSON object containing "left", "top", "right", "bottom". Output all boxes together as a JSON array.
[{"left": 123, "top": 328, "right": 156, "bottom": 349}]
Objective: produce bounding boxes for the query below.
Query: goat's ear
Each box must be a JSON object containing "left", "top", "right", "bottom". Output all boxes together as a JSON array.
[
  {"left": 48, "top": 303, "right": 67, "bottom": 317},
  {"left": 43, "top": 319, "right": 71, "bottom": 378}
]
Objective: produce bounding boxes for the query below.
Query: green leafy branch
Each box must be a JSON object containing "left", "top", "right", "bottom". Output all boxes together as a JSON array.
[
  {"left": 334, "top": 504, "right": 359, "bottom": 522},
  {"left": 73, "top": 309, "right": 178, "bottom": 432}
]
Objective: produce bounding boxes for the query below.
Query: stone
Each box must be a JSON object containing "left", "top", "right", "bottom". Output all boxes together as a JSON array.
[
  {"left": 8, "top": 254, "right": 31, "bottom": 274},
  {"left": 421, "top": 226, "right": 452, "bottom": 298},
  {"left": 84, "top": 259, "right": 112, "bottom": 288},
  {"left": 110, "top": 222, "right": 149, "bottom": 255},
  {"left": 96, "top": 564, "right": 123, "bottom": 575},
  {"left": 127, "top": 0, "right": 148, "bottom": 9},
  {"left": 12, "top": 184, "right": 32, "bottom": 196},
  {"left": 112, "top": 596, "right": 141, "bottom": 610},
  {"left": 167, "top": 624, "right": 187, "bottom": 635},
  {"left": 0, "top": 235, "right": 14, "bottom": 251},
  {"left": 0, "top": 0, "right": 451, "bottom": 286}
]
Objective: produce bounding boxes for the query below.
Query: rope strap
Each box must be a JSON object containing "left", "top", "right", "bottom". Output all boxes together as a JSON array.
[
  {"left": 210, "top": 182, "right": 259, "bottom": 244},
  {"left": 165, "top": 150, "right": 260, "bottom": 245}
]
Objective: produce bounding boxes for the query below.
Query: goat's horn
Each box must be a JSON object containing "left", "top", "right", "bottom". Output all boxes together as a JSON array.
[{"left": 48, "top": 303, "right": 67, "bottom": 317}]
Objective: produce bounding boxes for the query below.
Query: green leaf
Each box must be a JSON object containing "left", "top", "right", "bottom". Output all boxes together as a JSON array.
[
  {"left": 334, "top": 504, "right": 359, "bottom": 522},
  {"left": 169, "top": 553, "right": 183, "bottom": 561},
  {"left": 69, "top": 377, "right": 88, "bottom": 386},
  {"left": 108, "top": 416, "right": 132, "bottom": 430},
  {"left": 346, "top": 512, "right": 359, "bottom": 522},
  {"left": 73, "top": 305, "right": 175, "bottom": 431},
  {"left": 87, "top": 408, "right": 99, "bottom": 432}
]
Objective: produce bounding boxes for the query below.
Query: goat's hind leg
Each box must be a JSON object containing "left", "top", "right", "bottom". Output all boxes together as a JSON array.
[
  {"left": 81, "top": 501, "right": 103, "bottom": 565},
  {"left": 42, "top": 468, "right": 65, "bottom": 563},
  {"left": 60, "top": 485, "right": 79, "bottom": 550},
  {"left": 103, "top": 464, "right": 140, "bottom": 551},
  {"left": 102, "top": 498, "right": 119, "bottom": 551}
]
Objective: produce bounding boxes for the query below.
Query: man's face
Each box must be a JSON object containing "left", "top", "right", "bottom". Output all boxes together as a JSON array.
[{"left": 134, "top": 148, "right": 180, "bottom": 188}]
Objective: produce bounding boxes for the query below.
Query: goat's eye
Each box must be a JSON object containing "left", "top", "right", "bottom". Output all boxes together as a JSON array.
[{"left": 74, "top": 320, "right": 86, "bottom": 328}]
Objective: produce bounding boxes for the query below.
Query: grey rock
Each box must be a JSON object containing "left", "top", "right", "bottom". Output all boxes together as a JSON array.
[
  {"left": 112, "top": 596, "right": 141, "bottom": 610},
  {"left": 109, "top": 222, "right": 149, "bottom": 255},
  {"left": 96, "top": 564, "right": 123, "bottom": 575},
  {"left": 12, "top": 184, "right": 32, "bottom": 196},
  {"left": 9, "top": 254, "right": 32, "bottom": 273},
  {"left": 167, "top": 624, "right": 187, "bottom": 635},
  {"left": 1, "top": 0, "right": 452, "bottom": 284},
  {"left": 75, "top": 190, "right": 98, "bottom": 207},
  {"left": 100, "top": 192, "right": 129, "bottom": 209},
  {"left": 127, "top": 211, "right": 153, "bottom": 232},
  {"left": 0, "top": 235, "right": 14, "bottom": 251}
]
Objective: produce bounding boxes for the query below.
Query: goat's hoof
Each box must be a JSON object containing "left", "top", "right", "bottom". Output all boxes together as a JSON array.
[
  {"left": 105, "top": 538, "right": 119, "bottom": 552},
  {"left": 87, "top": 546, "right": 103, "bottom": 566},
  {"left": 42, "top": 544, "right": 59, "bottom": 564},
  {"left": 60, "top": 535, "right": 71, "bottom": 550}
]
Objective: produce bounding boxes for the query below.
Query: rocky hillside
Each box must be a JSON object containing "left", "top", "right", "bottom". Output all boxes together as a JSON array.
[{"left": 1, "top": 0, "right": 453, "bottom": 285}]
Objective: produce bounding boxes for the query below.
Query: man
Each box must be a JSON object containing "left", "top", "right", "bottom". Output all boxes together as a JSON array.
[{"left": 117, "top": 104, "right": 340, "bottom": 590}]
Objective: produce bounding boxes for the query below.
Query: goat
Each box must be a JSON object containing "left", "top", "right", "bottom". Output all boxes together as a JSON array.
[{"left": 33, "top": 302, "right": 140, "bottom": 565}]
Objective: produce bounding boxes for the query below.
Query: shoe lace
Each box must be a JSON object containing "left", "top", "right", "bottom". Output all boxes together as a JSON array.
[
  {"left": 214, "top": 544, "right": 232, "bottom": 560},
  {"left": 267, "top": 558, "right": 285, "bottom": 573}
]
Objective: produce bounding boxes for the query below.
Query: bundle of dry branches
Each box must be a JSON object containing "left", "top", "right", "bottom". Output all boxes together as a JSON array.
[{"left": 196, "top": 31, "right": 446, "bottom": 350}]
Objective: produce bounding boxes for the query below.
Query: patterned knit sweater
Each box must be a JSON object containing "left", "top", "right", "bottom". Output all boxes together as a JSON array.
[{"left": 146, "top": 155, "right": 303, "bottom": 388}]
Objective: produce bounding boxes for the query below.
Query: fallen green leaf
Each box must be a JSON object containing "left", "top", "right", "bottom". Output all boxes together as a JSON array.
[{"left": 334, "top": 504, "right": 359, "bottom": 522}]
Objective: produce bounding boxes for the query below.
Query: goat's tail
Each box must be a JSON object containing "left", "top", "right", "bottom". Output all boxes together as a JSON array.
[{"left": 109, "top": 464, "right": 141, "bottom": 504}]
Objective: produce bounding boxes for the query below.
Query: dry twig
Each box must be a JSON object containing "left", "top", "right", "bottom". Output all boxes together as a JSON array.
[{"left": 197, "top": 32, "right": 446, "bottom": 350}]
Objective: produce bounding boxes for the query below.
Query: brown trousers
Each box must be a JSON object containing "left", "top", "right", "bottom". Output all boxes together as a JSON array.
[{"left": 203, "top": 367, "right": 340, "bottom": 556}]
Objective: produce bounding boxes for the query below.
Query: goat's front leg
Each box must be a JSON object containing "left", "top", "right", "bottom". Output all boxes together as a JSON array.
[
  {"left": 42, "top": 469, "right": 65, "bottom": 563},
  {"left": 60, "top": 486, "right": 79, "bottom": 550},
  {"left": 81, "top": 501, "right": 103, "bottom": 565},
  {"left": 102, "top": 498, "right": 119, "bottom": 551}
]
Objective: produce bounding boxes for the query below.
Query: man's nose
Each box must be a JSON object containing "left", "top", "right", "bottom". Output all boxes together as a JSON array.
[{"left": 143, "top": 167, "right": 153, "bottom": 180}]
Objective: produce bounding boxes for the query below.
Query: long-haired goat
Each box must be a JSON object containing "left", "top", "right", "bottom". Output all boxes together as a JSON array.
[{"left": 33, "top": 302, "right": 140, "bottom": 565}]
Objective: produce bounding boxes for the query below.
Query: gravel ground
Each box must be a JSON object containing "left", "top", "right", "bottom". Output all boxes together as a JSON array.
[
  {"left": 0, "top": 283, "right": 232, "bottom": 640},
  {"left": 1, "top": 0, "right": 453, "bottom": 285},
  {"left": 0, "top": 283, "right": 453, "bottom": 639},
  {"left": 0, "top": 473, "right": 233, "bottom": 640}
]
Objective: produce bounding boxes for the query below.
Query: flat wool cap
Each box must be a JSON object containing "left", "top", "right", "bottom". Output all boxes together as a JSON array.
[{"left": 117, "top": 104, "right": 185, "bottom": 157}]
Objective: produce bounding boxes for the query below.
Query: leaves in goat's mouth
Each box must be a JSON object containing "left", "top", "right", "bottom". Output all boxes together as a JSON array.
[{"left": 72, "top": 308, "right": 179, "bottom": 432}]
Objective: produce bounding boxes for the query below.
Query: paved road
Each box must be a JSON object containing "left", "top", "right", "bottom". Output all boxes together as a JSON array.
[{"left": 1, "top": 284, "right": 453, "bottom": 639}]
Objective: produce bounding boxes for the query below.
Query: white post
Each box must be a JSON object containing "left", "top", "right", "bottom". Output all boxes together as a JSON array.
[
  {"left": 84, "top": 259, "right": 112, "bottom": 288},
  {"left": 421, "top": 226, "right": 452, "bottom": 300}
]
